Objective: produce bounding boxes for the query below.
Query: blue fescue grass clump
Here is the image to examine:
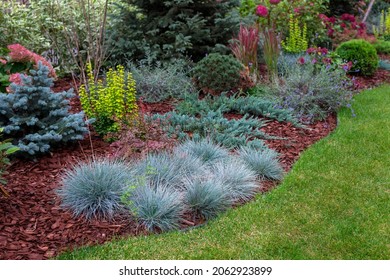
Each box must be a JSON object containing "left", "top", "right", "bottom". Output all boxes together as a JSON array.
[
  {"left": 133, "top": 151, "right": 203, "bottom": 190},
  {"left": 174, "top": 138, "right": 229, "bottom": 166},
  {"left": 212, "top": 158, "right": 259, "bottom": 202},
  {"left": 128, "top": 183, "right": 184, "bottom": 232},
  {"left": 183, "top": 177, "right": 232, "bottom": 220},
  {"left": 57, "top": 159, "right": 131, "bottom": 220},
  {"left": 238, "top": 147, "right": 284, "bottom": 180}
]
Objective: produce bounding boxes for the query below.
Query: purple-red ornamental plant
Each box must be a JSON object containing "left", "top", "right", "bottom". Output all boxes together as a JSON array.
[{"left": 269, "top": 0, "right": 281, "bottom": 4}]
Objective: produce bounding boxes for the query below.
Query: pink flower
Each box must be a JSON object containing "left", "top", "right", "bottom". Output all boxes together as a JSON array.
[
  {"left": 0, "top": 58, "right": 7, "bottom": 65},
  {"left": 294, "top": 7, "right": 301, "bottom": 14},
  {"left": 319, "top": 14, "right": 329, "bottom": 21},
  {"left": 9, "top": 73, "right": 22, "bottom": 85},
  {"left": 319, "top": 47, "right": 328, "bottom": 55},
  {"left": 8, "top": 44, "right": 34, "bottom": 63},
  {"left": 306, "top": 47, "right": 316, "bottom": 54},
  {"left": 256, "top": 5, "right": 268, "bottom": 17},
  {"left": 322, "top": 57, "right": 332, "bottom": 65},
  {"left": 269, "top": 0, "right": 281, "bottom": 4},
  {"left": 7, "top": 44, "right": 56, "bottom": 78},
  {"left": 297, "top": 57, "right": 305, "bottom": 65}
]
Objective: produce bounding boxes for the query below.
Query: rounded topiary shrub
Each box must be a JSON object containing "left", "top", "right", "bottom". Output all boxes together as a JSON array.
[
  {"left": 192, "top": 53, "right": 244, "bottom": 94},
  {"left": 335, "top": 39, "right": 379, "bottom": 76}
]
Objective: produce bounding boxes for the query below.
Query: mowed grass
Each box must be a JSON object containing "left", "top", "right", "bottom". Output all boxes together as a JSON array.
[{"left": 58, "top": 85, "right": 390, "bottom": 260}]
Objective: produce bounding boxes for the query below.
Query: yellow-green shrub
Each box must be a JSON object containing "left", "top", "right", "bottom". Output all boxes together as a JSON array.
[
  {"left": 79, "top": 63, "right": 138, "bottom": 138},
  {"left": 373, "top": 8, "right": 390, "bottom": 41},
  {"left": 281, "top": 15, "right": 308, "bottom": 54}
]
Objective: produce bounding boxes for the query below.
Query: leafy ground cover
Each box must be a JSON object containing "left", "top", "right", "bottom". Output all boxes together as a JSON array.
[{"left": 57, "top": 84, "right": 390, "bottom": 260}]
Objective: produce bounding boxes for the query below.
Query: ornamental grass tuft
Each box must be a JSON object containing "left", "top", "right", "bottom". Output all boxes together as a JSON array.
[
  {"left": 238, "top": 147, "right": 284, "bottom": 180},
  {"left": 57, "top": 159, "right": 131, "bottom": 220}
]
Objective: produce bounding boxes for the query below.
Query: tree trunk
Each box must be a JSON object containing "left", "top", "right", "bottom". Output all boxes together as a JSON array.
[{"left": 363, "top": 0, "right": 376, "bottom": 23}]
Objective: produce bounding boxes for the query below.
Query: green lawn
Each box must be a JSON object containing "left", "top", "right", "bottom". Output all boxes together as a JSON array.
[{"left": 58, "top": 85, "right": 390, "bottom": 260}]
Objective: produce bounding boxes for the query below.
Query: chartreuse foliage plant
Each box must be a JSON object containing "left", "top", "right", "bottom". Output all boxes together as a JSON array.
[
  {"left": 373, "top": 7, "right": 390, "bottom": 40},
  {"left": 0, "top": 63, "right": 89, "bottom": 155},
  {"left": 79, "top": 63, "right": 138, "bottom": 138},
  {"left": 281, "top": 15, "right": 308, "bottom": 54},
  {"left": 335, "top": 39, "right": 379, "bottom": 76},
  {"left": 59, "top": 85, "right": 390, "bottom": 260}
]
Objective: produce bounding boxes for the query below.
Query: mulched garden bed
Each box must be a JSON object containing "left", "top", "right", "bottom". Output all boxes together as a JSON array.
[{"left": 0, "top": 71, "right": 388, "bottom": 260}]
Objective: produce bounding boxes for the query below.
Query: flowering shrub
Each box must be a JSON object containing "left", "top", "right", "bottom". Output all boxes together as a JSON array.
[
  {"left": 319, "top": 13, "right": 369, "bottom": 48},
  {"left": 273, "top": 52, "right": 354, "bottom": 123},
  {"left": 0, "top": 44, "right": 56, "bottom": 92}
]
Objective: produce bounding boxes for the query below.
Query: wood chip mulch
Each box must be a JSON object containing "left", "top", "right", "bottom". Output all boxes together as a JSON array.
[{"left": 0, "top": 71, "right": 388, "bottom": 260}]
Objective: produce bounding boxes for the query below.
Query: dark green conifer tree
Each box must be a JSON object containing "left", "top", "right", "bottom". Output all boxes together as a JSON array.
[{"left": 107, "top": 0, "right": 241, "bottom": 63}]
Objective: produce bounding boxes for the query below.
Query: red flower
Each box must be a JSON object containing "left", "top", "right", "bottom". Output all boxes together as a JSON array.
[
  {"left": 319, "top": 14, "right": 329, "bottom": 21},
  {"left": 256, "top": 5, "right": 268, "bottom": 17},
  {"left": 341, "top": 13, "right": 355, "bottom": 23},
  {"left": 306, "top": 47, "right": 316, "bottom": 54},
  {"left": 328, "top": 17, "right": 336, "bottom": 23},
  {"left": 269, "top": 0, "right": 281, "bottom": 4},
  {"left": 297, "top": 57, "right": 305, "bottom": 65}
]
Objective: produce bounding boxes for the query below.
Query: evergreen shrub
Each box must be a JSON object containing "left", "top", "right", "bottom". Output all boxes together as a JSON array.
[
  {"left": 192, "top": 53, "right": 246, "bottom": 94},
  {"left": 106, "top": 0, "right": 241, "bottom": 64},
  {"left": 0, "top": 63, "right": 89, "bottom": 155},
  {"left": 335, "top": 39, "right": 379, "bottom": 76}
]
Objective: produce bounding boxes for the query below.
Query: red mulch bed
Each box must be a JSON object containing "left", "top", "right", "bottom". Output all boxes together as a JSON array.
[{"left": 0, "top": 70, "right": 388, "bottom": 260}]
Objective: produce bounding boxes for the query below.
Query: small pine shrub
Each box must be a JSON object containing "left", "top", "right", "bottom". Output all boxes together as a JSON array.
[
  {"left": 281, "top": 15, "right": 308, "bottom": 54},
  {"left": 212, "top": 159, "right": 258, "bottom": 202},
  {"left": 129, "top": 59, "right": 196, "bottom": 103},
  {"left": 79, "top": 63, "right": 138, "bottom": 137},
  {"left": 129, "top": 184, "right": 184, "bottom": 232},
  {"left": 57, "top": 159, "right": 132, "bottom": 220},
  {"left": 335, "top": 39, "right": 379, "bottom": 76},
  {"left": 0, "top": 63, "right": 89, "bottom": 155},
  {"left": 238, "top": 147, "right": 284, "bottom": 180},
  {"left": 174, "top": 139, "right": 229, "bottom": 166},
  {"left": 184, "top": 177, "right": 232, "bottom": 220},
  {"left": 192, "top": 53, "right": 245, "bottom": 94}
]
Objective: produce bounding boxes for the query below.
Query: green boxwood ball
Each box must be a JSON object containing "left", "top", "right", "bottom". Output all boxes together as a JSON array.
[{"left": 335, "top": 39, "right": 379, "bottom": 76}]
